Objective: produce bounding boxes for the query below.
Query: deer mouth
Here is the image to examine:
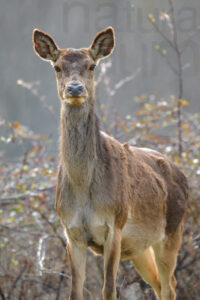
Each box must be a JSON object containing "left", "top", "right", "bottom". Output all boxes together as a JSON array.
[{"left": 65, "top": 97, "right": 86, "bottom": 106}]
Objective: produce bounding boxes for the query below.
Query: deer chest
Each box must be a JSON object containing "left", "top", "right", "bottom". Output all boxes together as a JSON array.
[{"left": 61, "top": 202, "right": 111, "bottom": 248}]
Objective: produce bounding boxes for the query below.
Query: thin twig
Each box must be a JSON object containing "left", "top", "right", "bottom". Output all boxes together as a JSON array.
[
  {"left": 37, "top": 268, "right": 93, "bottom": 299},
  {"left": 7, "top": 263, "right": 27, "bottom": 300},
  {"left": 168, "top": 0, "right": 183, "bottom": 156},
  {"left": 0, "top": 200, "right": 66, "bottom": 249},
  {"left": 55, "top": 269, "right": 65, "bottom": 300},
  {"left": 18, "top": 280, "right": 24, "bottom": 300},
  {"left": 0, "top": 286, "right": 5, "bottom": 300},
  {"left": 0, "top": 185, "right": 55, "bottom": 202},
  {"left": 149, "top": 18, "right": 176, "bottom": 51},
  {"left": 105, "top": 68, "right": 141, "bottom": 129},
  {"left": 159, "top": 51, "right": 179, "bottom": 75},
  {"left": 149, "top": 0, "right": 184, "bottom": 156}
]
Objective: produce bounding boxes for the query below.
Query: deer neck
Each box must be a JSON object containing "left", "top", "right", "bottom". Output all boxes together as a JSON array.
[{"left": 60, "top": 99, "right": 102, "bottom": 186}]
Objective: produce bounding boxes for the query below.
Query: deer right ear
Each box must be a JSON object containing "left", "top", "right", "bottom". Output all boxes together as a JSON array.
[{"left": 32, "top": 29, "right": 60, "bottom": 62}]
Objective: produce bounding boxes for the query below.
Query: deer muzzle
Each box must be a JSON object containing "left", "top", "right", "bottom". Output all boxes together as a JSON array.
[{"left": 64, "top": 83, "right": 87, "bottom": 105}]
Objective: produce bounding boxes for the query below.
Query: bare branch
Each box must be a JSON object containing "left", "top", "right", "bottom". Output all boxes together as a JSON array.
[
  {"left": 7, "top": 263, "right": 27, "bottom": 300},
  {"left": 148, "top": 18, "right": 176, "bottom": 51},
  {"left": 0, "top": 185, "right": 55, "bottom": 203},
  {"left": 149, "top": 0, "right": 184, "bottom": 156},
  {"left": 157, "top": 51, "right": 179, "bottom": 75},
  {"left": 55, "top": 269, "right": 65, "bottom": 300},
  {"left": 0, "top": 286, "right": 5, "bottom": 300}
]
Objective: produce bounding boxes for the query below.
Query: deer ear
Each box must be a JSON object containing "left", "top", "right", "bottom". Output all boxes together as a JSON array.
[
  {"left": 89, "top": 27, "right": 115, "bottom": 62},
  {"left": 33, "top": 29, "right": 60, "bottom": 62}
]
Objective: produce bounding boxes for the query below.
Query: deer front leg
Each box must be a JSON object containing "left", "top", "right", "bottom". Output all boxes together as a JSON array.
[
  {"left": 103, "top": 227, "right": 121, "bottom": 300},
  {"left": 67, "top": 241, "right": 86, "bottom": 300}
]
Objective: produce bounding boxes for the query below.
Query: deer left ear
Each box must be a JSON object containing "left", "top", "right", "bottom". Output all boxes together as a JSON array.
[
  {"left": 32, "top": 29, "right": 60, "bottom": 62},
  {"left": 89, "top": 27, "right": 115, "bottom": 62}
]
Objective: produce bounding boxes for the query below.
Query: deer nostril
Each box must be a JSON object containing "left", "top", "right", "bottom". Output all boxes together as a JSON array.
[
  {"left": 67, "top": 86, "right": 72, "bottom": 93},
  {"left": 77, "top": 85, "right": 83, "bottom": 93},
  {"left": 66, "top": 84, "right": 84, "bottom": 97}
]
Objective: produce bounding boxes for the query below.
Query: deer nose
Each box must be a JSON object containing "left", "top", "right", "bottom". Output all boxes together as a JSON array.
[{"left": 66, "top": 83, "right": 84, "bottom": 97}]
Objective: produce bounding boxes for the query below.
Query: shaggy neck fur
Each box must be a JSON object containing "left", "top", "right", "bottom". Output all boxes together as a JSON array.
[{"left": 60, "top": 98, "right": 104, "bottom": 186}]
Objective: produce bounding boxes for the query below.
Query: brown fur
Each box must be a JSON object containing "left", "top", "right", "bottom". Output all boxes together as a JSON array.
[{"left": 33, "top": 27, "right": 189, "bottom": 300}]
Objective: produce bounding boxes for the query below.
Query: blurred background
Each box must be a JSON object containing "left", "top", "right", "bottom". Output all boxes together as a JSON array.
[
  {"left": 1, "top": 0, "right": 200, "bottom": 157},
  {"left": 0, "top": 0, "right": 200, "bottom": 299}
]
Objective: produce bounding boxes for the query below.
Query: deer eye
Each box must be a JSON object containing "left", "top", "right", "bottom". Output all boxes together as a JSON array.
[
  {"left": 89, "top": 64, "right": 96, "bottom": 71},
  {"left": 54, "top": 66, "right": 61, "bottom": 73}
]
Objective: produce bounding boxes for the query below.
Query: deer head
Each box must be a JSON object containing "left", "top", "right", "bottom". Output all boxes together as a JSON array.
[{"left": 32, "top": 27, "right": 115, "bottom": 110}]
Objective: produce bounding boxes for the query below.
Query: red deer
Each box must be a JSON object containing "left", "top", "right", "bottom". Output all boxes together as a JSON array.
[{"left": 33, "top": 27, "right": 188, "bottom": 300}]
